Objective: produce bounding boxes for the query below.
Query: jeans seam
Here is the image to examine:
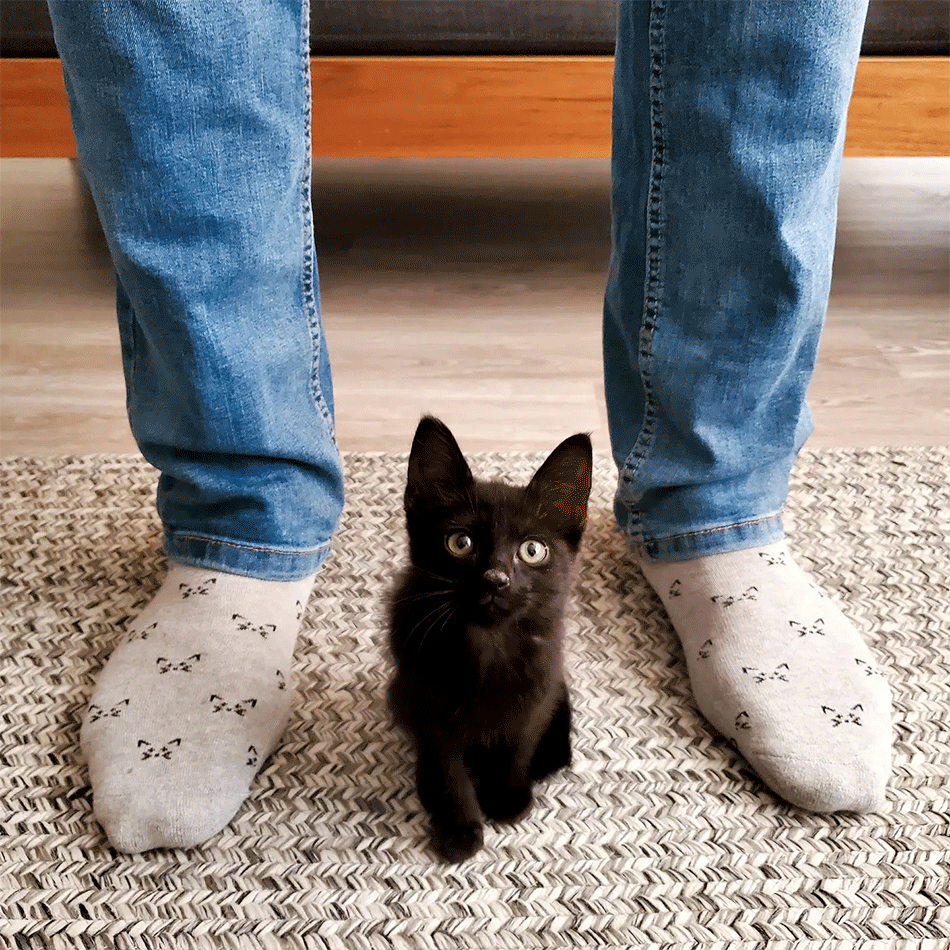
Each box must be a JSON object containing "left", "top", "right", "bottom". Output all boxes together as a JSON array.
[
  {"left": 644, "top": 512, "right": 782, "bottom": 544},
  {"left": 300, "top": 0, "right": 335, "bottom": 442},
  {"left": 127, "top": 287, "right": 138, "bottom": 422},
  {"left": 619, "top": 0, "right": 667, "bottom": 541},
  {"left": 168, "top": 531, "right": 332, "bottom": 557}
]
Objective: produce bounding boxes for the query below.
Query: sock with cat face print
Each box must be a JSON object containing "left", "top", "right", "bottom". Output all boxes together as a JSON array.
[
  {"left": 81, "top": 562, "right": 314, "bottom": 852},
  {"left": 638, "top": 540, "right": 892, "bottom": 813}
]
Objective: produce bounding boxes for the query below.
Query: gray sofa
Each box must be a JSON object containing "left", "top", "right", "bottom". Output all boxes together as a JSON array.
[{"left": 4, "top": 1, "right": 948, "bottom": 57}]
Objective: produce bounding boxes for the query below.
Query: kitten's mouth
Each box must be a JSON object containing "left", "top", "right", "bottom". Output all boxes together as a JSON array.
[
  {"left": 477, "top": 591, "right": 516, "bottom": 619},
  {"left": 479, "top": 590, "right": 508, "bottom": 605}
]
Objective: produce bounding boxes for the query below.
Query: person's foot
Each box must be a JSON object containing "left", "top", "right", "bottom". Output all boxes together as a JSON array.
[
  {"left": 81, "top": 562, "right": 313, "bottom": 852},
  {"left": 639, "top": 541, "right": 892, "bottom": 812}
]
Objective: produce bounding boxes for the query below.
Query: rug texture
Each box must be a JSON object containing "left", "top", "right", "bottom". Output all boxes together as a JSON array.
[{"left": 2, "top": 448, "right": 949, "bottom": 949}]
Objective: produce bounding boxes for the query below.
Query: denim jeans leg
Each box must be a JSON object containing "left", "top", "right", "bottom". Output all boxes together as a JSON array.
[
  {"left": 47, "top": 0, "right": 344, "bottom": 580},
  {"left": 604, "top": 0, "right": 868, "bottom": 563}
]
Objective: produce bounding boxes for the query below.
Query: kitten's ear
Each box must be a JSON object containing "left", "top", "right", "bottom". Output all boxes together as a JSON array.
[
  {"left": 527, "top": 433, "right": 593, "bottom": 546},
  {"left": 405, "top": 416, "right": 475, "bottom": 513}
]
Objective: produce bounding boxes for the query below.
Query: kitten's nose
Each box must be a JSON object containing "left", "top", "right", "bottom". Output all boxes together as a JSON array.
[{"left": 483, "top": 568, "right": 510, "bottom": 591}]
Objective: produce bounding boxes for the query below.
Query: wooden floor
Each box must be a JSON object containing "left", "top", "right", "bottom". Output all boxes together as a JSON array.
[{"left": 1, "top": 157, "right": 947, "bottom": 456}]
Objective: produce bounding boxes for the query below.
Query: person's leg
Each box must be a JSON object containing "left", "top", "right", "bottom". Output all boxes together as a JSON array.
[
  {"left": 48, "top": 0, "right": 344, "bottom": 851},
  {"left": 605, "top": 0, "right": 891, "bottom": 811}
]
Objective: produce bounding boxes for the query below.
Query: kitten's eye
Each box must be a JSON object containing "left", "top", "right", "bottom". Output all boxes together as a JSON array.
[
  {"left": 518, "top": 539, "right": 549, "bottom": 565},
  {"left": 445, "top": 531, "right": 474, "bottom": 557}
]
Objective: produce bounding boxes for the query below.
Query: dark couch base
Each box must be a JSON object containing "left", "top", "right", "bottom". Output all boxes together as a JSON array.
[{"left": 3, "top": 0, "right": 948, "bottom": 57}]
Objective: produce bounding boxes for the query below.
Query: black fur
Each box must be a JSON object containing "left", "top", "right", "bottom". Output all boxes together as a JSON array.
[{"left": 387, "top": 416, "right": 592, "bottom": 862}]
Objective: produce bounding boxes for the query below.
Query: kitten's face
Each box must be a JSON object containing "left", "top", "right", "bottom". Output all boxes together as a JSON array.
[
  {"left": 403, "top": 417, "right": 592, "bottom": 634},
  {"left": 412, "top": 481, "right": 570, "bottom": 627}
]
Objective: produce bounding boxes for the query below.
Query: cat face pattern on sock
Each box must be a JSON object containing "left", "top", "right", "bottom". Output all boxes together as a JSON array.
[
  {"left": 232, "top": 613, "right": 277, "bottom": 639},
  {"left": 179, "top": 578, "right": 217, "bottom": 598},
  {"left": 87, "top": 699, "right": 129, "bottom": 723},
  {"left": 822, "top": 704, "right": 864, "bottom": 727},
  {"left": 126, "top": 622, "right": 157, "bottom": 643},
  {"left": 677, "top": 551, "right": 884, "bottom": 742},
  {"left": 138, "top": 738, "right": 182, "bottom": 761},
  {"left": 209, "top": 694, "right": 258, "bottom": 717},
  {"left": 88, "top": 578, "right": 285, "bottom": 724},
  {"left": 81, "top": 566, "right": 313, "bottom": 851},
  {"left": 710, "top": 585, "right": 758, "bottom": 607},
  {"left": 741, "top": 663, "right": 789, "bottom": 684},
  {"left": 642, "top": 542, "right": 891, "bottom": 813},
  {"left": 693, "top": 613, "right": 878, "bottom": 736},
  {"left": 156, "top": 653, "right": 202, "bottom": 674},
  {"left": 855, "top": 658, "right": 886, "bottom": 679}
]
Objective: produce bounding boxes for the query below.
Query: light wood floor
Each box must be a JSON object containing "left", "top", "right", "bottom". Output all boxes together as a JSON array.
[{"left": 1, "top": 157, "right": 947, "bottom": 455}]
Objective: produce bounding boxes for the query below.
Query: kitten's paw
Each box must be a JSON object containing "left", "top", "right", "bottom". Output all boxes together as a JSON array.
[
  {"left": 431, "top": 820, "right": 484, "bottom": 863},
  {"left": 479, "top": 783, "right": 534, "bottom": 824},
  {"left": 529, "top": 735, "right": 571, "bottom": 781}
]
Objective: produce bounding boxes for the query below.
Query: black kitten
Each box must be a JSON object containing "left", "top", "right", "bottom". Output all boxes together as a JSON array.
[{"left": 387, "top": 416, "right": 592, "bottom": 862}]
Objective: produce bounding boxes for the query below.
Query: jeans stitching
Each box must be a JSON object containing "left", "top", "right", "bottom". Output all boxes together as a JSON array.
[
  {"left": 300, "top": 0, "right": 335, "bottom": 442},
  {"left": 645, "top": 513, "right": 782, "bottom": 544},
  {"left": 619, "top": 0, "right": 667, "bottom": 542},
  {"left": 169, "top": 531, "right": 332, "bottom": 558}
]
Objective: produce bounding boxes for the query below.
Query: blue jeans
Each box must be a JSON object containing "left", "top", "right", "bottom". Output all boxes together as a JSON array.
[
  {"left": 606, "top": 0, "right": 868, "bottom": 561},
  {"left": 48, "top": 0, "right": 344, "bottom": 579},
  {"left": 48, "top": 0, "right": 867, "bottom": 578}
]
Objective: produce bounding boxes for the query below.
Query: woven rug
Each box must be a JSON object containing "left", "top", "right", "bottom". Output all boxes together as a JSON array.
[{"left": 2, "top": 448, "right": 948, "bottom": 949}]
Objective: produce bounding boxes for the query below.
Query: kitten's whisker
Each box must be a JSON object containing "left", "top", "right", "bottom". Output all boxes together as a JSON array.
[
  {"left": 392, "top": 588, "right": 456, "bottom": 606},
  {"left": 403, "top": 600, "right": 455, "bottom": 654},
  {"left": 415, "top": 603, "right": 458, "bottom": 658},
  {"left": 414, "top": 567, "right": 461, "bottom": 586},
  {"left": 408, "top": 601, "right": 455, "bottom": 655}
]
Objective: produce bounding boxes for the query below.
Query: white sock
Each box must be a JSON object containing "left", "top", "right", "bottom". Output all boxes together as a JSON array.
[
  {"left": 639, "top": 541, "right": 892, "bottom": 812},
  {"left": 81, "top": 562, "right": 313, "bottom": 852}
]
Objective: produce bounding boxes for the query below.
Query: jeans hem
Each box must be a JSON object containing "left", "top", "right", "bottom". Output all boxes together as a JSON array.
[
  {"left": 630, "top": 513, "right": 785, "bottom": 563},
  {"left": 164, "top": 530, "right": 333, "bottom": 581}
]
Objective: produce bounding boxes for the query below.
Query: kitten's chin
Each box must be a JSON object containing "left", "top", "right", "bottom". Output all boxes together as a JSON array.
[{"left": 475, "top": 605, "right": 507, "bottom": 625}]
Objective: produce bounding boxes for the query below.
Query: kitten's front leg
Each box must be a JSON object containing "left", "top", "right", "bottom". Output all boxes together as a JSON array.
[
  {"left": 476, "top": 740, "right": 534, "bottom": 824},
  {"left": 530, "top": 685, "right": 572, "bottom": 781},
  {"left": 415, "top": 741, "right": 483, "bottom": 863},
  {"left": 479, "top": 687, "right": 572, "bottom": 823}
]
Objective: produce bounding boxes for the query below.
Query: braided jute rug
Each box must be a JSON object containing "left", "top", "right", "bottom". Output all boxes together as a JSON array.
[{"left": 2, "top": 448, "right": 948, "bottom": 949}]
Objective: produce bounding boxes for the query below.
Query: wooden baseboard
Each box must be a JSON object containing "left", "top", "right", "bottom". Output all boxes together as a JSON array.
[{"left": 2, "top": 55, "right": 947, "bottom": 158}]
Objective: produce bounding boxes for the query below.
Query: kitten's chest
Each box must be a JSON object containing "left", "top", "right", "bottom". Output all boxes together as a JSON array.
[{"left": 459, "top": 653, "right": 551, "bottom": 734}]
